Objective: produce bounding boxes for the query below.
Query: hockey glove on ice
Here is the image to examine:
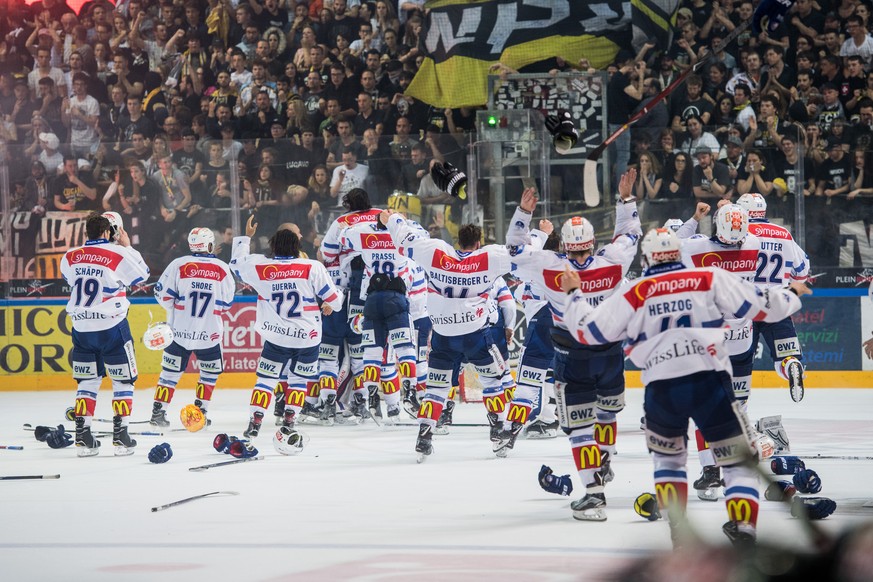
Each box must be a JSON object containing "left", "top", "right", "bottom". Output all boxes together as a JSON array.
[
  {"left": 545, "top": 112, "right": 578, "bottom": 153},
  {"left": 538, "top": 465, "right": 573, "bottom": 496},
  {"left": 764, "top": 480, "right": 797, "bottom": 501},
  {"left": 791, "top": 496, "right": 836, "bottom": 520},
  {"left": 771, "top": 456, "right": 805, "bottom": 475},
  {"left": 793, "top": 469, "right": 822, "bottom": 494},
  {"left": 229, "top": 439, "right": 259, "bottom": 459},
  {"left": 35, "top": 425, "right": 73, "bottom": 448},
  {"left": 213, "top": 433, "right": 237, "bottom": 454},
  {"left": 148, "top": 442, "right": 173, "bottom": 464},
  {"left": 430, "top": 162, "right": 467, "bottom": 200}
]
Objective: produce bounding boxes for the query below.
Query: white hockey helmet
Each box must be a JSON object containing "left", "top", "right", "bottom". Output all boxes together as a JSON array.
[
  {"left": 102, "top": 211, "right": 123, "bottom": 241},
  {"left": 560, "top": 216, "right": 595, "bottom": 252},
  {"left": 641, "top": 228, "right": 682, "bottom": 268},
  {"left": 142, "top": 322, "right": 174, "bottom": 351},
  {"left": 188, "top": 227, "right": 215, "bottom": 254},
  {"left": 714, "top": 204, "right": 749, "bottom": 245},
  {"left": 663, "top": 218, "right": 684, "bottom": 232},
  {"left": 273, "top": 427, "right": 305, "bottom": 455},
  {"left": 737, "top": 192, "right": 767, "bottom": 219}
]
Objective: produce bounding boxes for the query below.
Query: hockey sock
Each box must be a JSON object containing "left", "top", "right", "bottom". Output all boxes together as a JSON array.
[
  {"left": 568, "top": 431, "right": 602, "bottom": 489},
  {"left": 504, "top": 401, "right": 532, "bottom": 430},
  {"left": 195, "top": 382, "right": 215, "bottom": 410},
  {"left": 595, "top": 411, "right": 617, "bottom": 457},
  {"left": 319, "top": 374, "right": 338, "bottom": 402},
  {"left": 417, "top": 395, "right": 446, "bottom": 426},
  {"left": 284, "top": 385, "right": 306, "bottom": 416},
  {"left": 695, "top": 428, "right": 716, "bottom": 467},
  {"left": 250, "top": 383, "right": 273, "bottom": 415},
  {"left": 482, "top": 387, "right": 508, "bottom": 422},
  {"left": 74, "top": 395, "right": 97, "bottom": 426},
  {"left": 153, "top": 384, "right": 175, "bottom": 409},
  {"left": 352, "top": 374, "right": 367, "bottom": 400},
  {"left": 653, "top": 454, "right": 689, "bottom": 519},
  {"left": 723, "top": 464, "right": 760, "bottom": 530},
  {"left": 448, "top": 384, "right": 458, "bottom": 400},
  {"left": 111, "top": 383, "right": 134, "bottom": 421}
]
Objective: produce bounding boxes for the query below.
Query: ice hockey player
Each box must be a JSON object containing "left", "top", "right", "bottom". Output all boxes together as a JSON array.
[
  {"left": 339, "top": 210, "right": 420, "bottom": 423},
  {"left": 403, "top": 260, "right": 430, "bottom": 418},
  {"left": 561, "top": 227, "right": 811, "bottom": 548},
  {"left": 506, "top": 170, "right": 641, "bottom": 520},
  {"left": 317, "top": 189, "right": 381, "bottom": 423},
  {"left": 60, "top": 213, "right": 150, "bottom": 457},
  {"left": 382, "top": 208, "right": 514, "bottom": 462},
  {"left": 737, "top": 192, "right": 810, "bottom": 403},
  {"left": 485, "top": 278, "right": 518, "bottom": 437},
  {"left": 231, "top": 215, "right": 343, "bottom": 440},
  {"left": 676, "top": 202, "right": 762, "bottom": 501},
  {"left": 150, "top": 228, "right": 235, "bottom": 428}
]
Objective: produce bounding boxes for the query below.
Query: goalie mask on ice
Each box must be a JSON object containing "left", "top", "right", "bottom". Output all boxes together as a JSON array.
[
  {"left": 188, "top": 227, "right": 215, "bottom": 254},
  {"left": 714, "top": 204, "right": 749, "bottom": 245},
  {"left": 560, "top": 216, "right": 594, "bottom": 252},
  {"left": 143, "top": 322, "right": 174, "bottom": 351},
  {"left": 737, "top": 193, "right": 767, "bottom": 220}
]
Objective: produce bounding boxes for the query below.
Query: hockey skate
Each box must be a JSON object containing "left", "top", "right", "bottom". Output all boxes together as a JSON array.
[
  {"left": 281, "top": 409, "right": 296, "bottom": 429},
  {"left": 273, "top": 386, "right": 286, "bottom": 425},
  {"left": 385, "top": 406, "right": 401, "bottom": 425},
  {"left": 523, "top": 418, "right": 559, "bottom": 439},
  {"left": 75, "top": 417, "right": 100, "bottom": 457},
  {"left": 415, "top": 423, "right": 433, "bottom": 463},
  {"left": 693, "top": 465, "right": 723, "bottom": 501},
  {"left": 367, "top": 386, "right": 383, "bottom": 421},
  {"left": 244, "top": 411, "right": 265, "bottom": 438},
  {"left": 319, "top": 395, "right": 337, "bottom": 426},
  {"left": 193, "top": 399, "right": 211, "bottom": 427},
  {"left": 571, "top": 474, "right": 607, "bottom": 521},
  {"left": 786, "top": 359, "right": 804, "bottom": 403},
  {"left": 487, "top": 411, "right": 500, "bottom": 442},
  {"left": 722, "top": 520, "right": 756, "bottom": 548},
  {"left": 112, "top": 416, "right": 137, "bottom": 456},
  {"left": 149, "top": 401, "right": 170, "bottom": 427},
  {"left": 401, "top": 381, "right": 420, "bottom": 419},
  {"left": 493, "top": 422, "right": 524, "bottom": 458},
  {"left": 351, "top": 393, "right": 379, "bottom": 425},
  {"left": 599, "top": 451, "right": 614, "bottom": 484},
  {"left": 298, "top": 401, "right": 322, "bottom": 424},
  {"left": 433, "top": 400, "right": 454, "bottom": 435}
]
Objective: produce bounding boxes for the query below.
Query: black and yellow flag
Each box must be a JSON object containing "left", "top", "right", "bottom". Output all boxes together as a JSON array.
[{"left": 407, "top": 0, "right": 679, "bottom": 109}]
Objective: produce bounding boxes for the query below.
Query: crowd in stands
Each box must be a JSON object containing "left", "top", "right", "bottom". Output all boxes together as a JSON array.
[{"left": 2, "top": 0, "right": 873, "bottom": 275}]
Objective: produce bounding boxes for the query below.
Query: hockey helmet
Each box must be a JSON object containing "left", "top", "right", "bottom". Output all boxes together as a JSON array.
[
  {"left": 560, "top": 216, "right": 595, "bottom": 252},
  {"left": 714, "top": 204, "right": 749, "bottom": 245},
  {"left": 663, "top": 218, "right": 684, "bottom": 232},
  {"left": 142, "top": 322, "right": 174, "bottom": 351},
  {"left": 188, "top": 227, "right": 215, "bottom": 254},
  {"left": 273, "top": 426, "right": 305, "bottom": 455},
  {"left": 102, "top": 211, "right": 123, "bottom": 241},
  {"left": 737, "top": 192, "right": 767, "bottom": 219},
  {"left": 641, "top": 228, "right": 681, "bottom": 268}
]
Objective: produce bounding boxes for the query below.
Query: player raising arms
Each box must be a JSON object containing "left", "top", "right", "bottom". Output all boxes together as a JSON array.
[
  {"left": 232, "top": 216, "right": 343, "bottom": 441},
  {"left": 561, "top": 227, "right": 811, "bottom": 548},
  {"left": 60, "top": 213, "right": 150, "bottom": 457},
  {"left": 150, "top": 228, "right": 235, "bottom": 429},
  {"left": 382, "top": 209, "right": 514, "bottom": 462},
  {"left": 506, "top": 170, "right": 641, "bottom": 520}
]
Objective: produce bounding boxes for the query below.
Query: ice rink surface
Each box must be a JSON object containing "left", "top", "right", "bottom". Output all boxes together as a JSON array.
[{"left": 1, "top": 387, "right": 871, "bottom": 581}]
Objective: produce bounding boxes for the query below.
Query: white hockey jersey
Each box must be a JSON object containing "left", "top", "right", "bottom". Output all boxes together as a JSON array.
[
  {"left": 678, "top": 225, "right": 761, "bottom": 355},
  {"left": 746, "top": 219, "right": 809, "bottom": 289},
  {"left": 339, "top": 222, "right": 413, "bottom": 301},
  {"left": 486, "top": 280, "right": 517, "bottom": 329},
  {"left": 231, "top": 236, "right": 343, "bottom": 348},
  {"left": 562, "top": 264, "right": 802, "bottom": 384},
  {"left": 386, "top": 214, "right": 513, "bottom": 336},
  {"left": 408, "top": 260, "right": 428, "bottom": 321},
  {"left": 60, "top": 239, "right": 150, "bottom": 332},
  {"left": 320, "top": 208, "right": 383, "bottom": 266},
  {"left": 155, "top": 254, "right": 235, "bottom": 350},
  {"left": 508, "top": 201, "right": 641, "bottom": 329}
]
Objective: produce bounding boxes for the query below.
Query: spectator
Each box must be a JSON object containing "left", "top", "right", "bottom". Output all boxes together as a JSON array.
[
  {"left": 307, "top": 164, "right": 333, "bottom": 205},
  {"left": 761, "top": 45, "right": 795, "bottom": 103},
  {"left": 816, "top": 82, "right": 846, "bottom": 132},
  {"left": 36, "top": 131, "right": 63, "bottom": 175},
  {"left": 680, "top": 114, "right": 720, "bottom": 163},
  {"left": 354, "top": 91, "right": 383, "bottom": 135},
  {"left": 736, "top": 148, "right": 775, "bottom": 196},
  {"left": 116, "top": 93, "right": 155, "bottom": 147},
  {"left": 53, "top": 156, "right": 98, "bottom": 212},
  {"left": 397, "top": 141, "right": 428, "bottom": 193},
  {"left": 10, "top": 79, "right": 37, "bottom": 140},
  {"left": 841, "top": 14, "right": 873, "bottom": 70},
  {"left": 692, "top": 146, "right": 732, "bottom": 204},
  {"left": 24, "top": 161, "right": 50, "bottom": 215},
  {"left": 732, "top": 83, "right": 756, "bottom": 132},
  {"left": 634, "top": 151, "right": 662, "bottom": 201},
  {"left": 727, "top": 50, "right": 763, "bottom": 97},
  {"left": 153, "top": 153, "right": 197, "bottom": 226},
  {"left": 326, "top": 118, "right": 365, "bottom": 169},
  {"left": 28, "top": 46, "right": 66, "bottom": 97},
  {"left": 607, "top": 52, "right": 644, "bottom": 184},
  {"left": 670, "top": 74, "right": 711, "bottom": 133},
  {"left": 330, "top": 145, "right": 369, "bottom": 204}
]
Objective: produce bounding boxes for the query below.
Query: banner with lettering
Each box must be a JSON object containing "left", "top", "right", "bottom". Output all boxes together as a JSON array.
[
  {"left": 407, "top": 0, "right": 634, "bottom": 108},
  {"left": 0, "top": 211, "right": 89, "bottom": 281}
]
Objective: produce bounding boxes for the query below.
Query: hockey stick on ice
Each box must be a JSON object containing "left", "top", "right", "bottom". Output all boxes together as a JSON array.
[
  {"left": 151, "top": 491, "right": 239, "bottom": 512},
  {"left": 582, "top": 17, "right": 755, "bottom": 207},
  {"left": 188, "top": 456, "right": 264, "bottom": 471},
  {"left": 23, "top": 424, "right": 163, "bottom": 437},
  {"left": 0, "top": 446, "right": 24, "bottom": 450},
  {"left": 0, "top": 474, "right": 60, "bottom": 480}
]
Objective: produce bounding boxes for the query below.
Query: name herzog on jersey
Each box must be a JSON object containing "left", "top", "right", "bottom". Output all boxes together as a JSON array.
[
  {"left": 231, "top": 236, "right": 343, "bottom": 348},
  {"left": 340, "top": 225, "right": 412, "bottom": 301},
  {"left": 60, "top": 240, "right": 150, "bottom": 332},
  {"left": 680, "top": 233, "right": 761, "bottom": 355},
  {"left": 563, "top": 267, "right": 803, "bottom": 384},
  {"left": 156, "top": 255, "right": 235, "bottom": 350},
  {"left": 386, "top": 215, "right": 513, "bottom": 336},
  {"left": 746, "top": 221, "right": 809, "bottom": 289}
]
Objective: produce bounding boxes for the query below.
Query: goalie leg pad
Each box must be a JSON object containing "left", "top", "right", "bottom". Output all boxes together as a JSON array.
[{"left": 757, "top": 415, "right": 790, "bottom": 454}]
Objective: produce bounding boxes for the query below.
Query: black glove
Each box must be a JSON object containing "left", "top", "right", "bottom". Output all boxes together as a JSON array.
[
  {"left": 431, "top": 162, "right": 467, "bottom": 200},
  {"left": 791, "top": 496, "right": 836, "bottom": 520},
  {"left": 148, "top": 442, "right": 173, "bottom": 464},
  {"left": 35, "top": 425, "right": 73, "bottom": 449},
  {"left": 545, "top": 112, "right": 578, "bottom": 153}
]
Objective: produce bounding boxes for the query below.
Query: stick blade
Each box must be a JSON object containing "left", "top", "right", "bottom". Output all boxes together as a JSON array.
[{"left": 583, "top": 158, "right": 601, "bottom": 207}]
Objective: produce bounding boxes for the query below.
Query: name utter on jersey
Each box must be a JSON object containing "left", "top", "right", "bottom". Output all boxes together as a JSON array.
[
  {"left": 256, "top": 263, "right": 313, "bottom": 281},
  {"left": 181, "top": 262, "right": 226, "bottom": 281}
]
